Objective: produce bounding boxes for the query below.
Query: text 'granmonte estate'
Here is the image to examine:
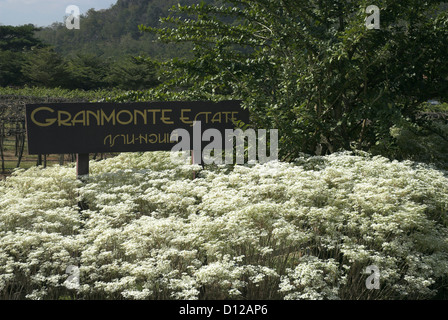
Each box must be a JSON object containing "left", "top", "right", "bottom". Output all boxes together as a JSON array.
[{"left": 30, "top": 106, "right": 240, "bottom": 127}]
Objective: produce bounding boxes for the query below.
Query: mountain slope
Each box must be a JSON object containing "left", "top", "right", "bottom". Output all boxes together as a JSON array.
[{"left": 36, "top": 0, "right": 207, "bottom": 59}]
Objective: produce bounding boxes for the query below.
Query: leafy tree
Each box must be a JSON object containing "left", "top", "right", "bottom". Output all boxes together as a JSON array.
[
  {"left": 0, "top": 24, "right": 43, "bottom": 52},
  {"left": 21, "top": 47, "right": 66, "bottom": 88},
  {"left": 0, "top": 25, "right": 45, "bottom": 86},
  {"left": 0, "top": 50, "right": 26, "bottom": 86},
  {"left": 64, "top": 53, "right": 110, "bottom": 90},
  {"left": 141, "top": 0, "right": 448, "bottom": 160},
  {"left": 107, "top": 55, "right": 161, "bottom": 90}
]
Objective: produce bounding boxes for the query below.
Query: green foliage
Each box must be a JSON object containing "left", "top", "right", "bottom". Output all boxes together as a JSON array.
[
  {"left": 0, "top": 25, "right": 45, "bottom": 87},
  {"left": 64, "top": 53, "right": 110, "bottom": 90},
  {"left": 371, "top": 101, "right": 448, "bottom": 168},
  {"left": 0, "top": 24, "right": 43, "bottom": 52},
  {"left": 106, "top": 56, "right": 161, "bottom": 90},
  {"left": 420, "top": 102, "right": 448, "bottom": 113},
  {"left": 372, "top": 117, "right": 448, "bottom": 168},
  {"left": 0, "top": 86, "right": 126, "bottom": 102},
  {"left": 0, "top": 50, "right": 26, "bottom": 87},
  {"left": 35, "top": 0, "right": 201, "bottom": 60},
  {"left": 21, "top": 47, "right": 67, "bottom": 88},
  {"left": 139, "top": 0, "right": 448, "bottom": 163},
  {"left": 1, "top": 44, "right": 161, "bottom": 91},
  {"left": 0, "top": 1, "right": 192, "bottom": 90}
]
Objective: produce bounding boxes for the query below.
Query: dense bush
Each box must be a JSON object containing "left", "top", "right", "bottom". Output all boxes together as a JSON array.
[
  {"left": 136, "top": 0, "right": 448, "bottom": 163},
  {"left": 1, "top": 152, "right": 447, "bottom": 300},
  {"left": 372, "top": 103, "right": 448, "bottom": 169}
]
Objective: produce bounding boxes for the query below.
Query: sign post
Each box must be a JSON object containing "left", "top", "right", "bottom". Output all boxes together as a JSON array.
[{"left": 76, "top": 153, "right": 89, "bottom": 179}]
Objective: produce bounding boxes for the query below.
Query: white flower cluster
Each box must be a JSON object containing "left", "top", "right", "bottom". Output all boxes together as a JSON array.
[{"left": 0, "top": 151, "right": 447, "bottom": 300}]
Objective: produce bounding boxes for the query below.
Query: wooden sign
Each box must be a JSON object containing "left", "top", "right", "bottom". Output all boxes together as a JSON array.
[{"left": 25, "top": 101, "right": 249, "bottom": 155}]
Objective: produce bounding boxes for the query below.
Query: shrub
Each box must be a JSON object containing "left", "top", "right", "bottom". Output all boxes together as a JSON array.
[{"left": 0, "top": 152, "right": 447, "bottom": 299}]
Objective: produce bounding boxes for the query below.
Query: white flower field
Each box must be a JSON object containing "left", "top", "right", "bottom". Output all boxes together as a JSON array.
[{"left": 1, "top": 151, "right": 447, "bottom": 300}]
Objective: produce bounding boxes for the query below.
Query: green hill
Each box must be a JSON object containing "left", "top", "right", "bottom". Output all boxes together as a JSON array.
[{"left": 36, "top": 0, "right": 208, "bottom": 59}]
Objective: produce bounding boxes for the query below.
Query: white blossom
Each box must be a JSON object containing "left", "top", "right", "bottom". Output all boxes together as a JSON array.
[{"left": 0, "top": 151, "right": 447, "bottom": 299}]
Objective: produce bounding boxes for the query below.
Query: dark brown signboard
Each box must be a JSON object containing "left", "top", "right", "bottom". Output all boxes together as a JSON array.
[{"left": 25, "top": 100, "right": 248, "bottom": 155}]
